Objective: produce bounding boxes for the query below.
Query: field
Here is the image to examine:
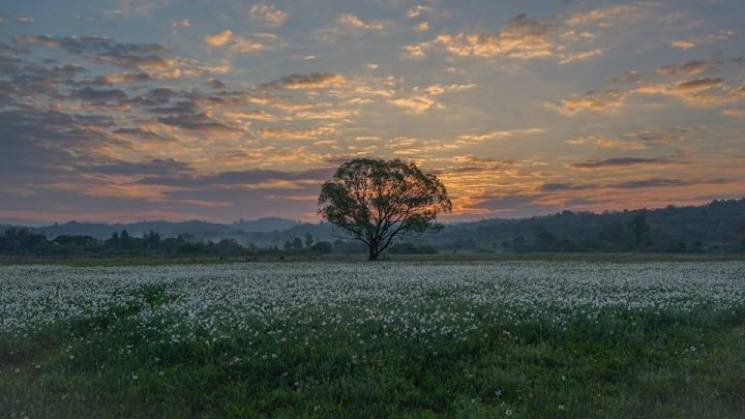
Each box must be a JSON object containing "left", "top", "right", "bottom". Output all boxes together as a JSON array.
[{"left": 2, "top": 261, "right": 745, "bottom": 418}]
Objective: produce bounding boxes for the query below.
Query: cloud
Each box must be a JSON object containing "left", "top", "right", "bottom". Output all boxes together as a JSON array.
[
  {"left": 571, "top": 157, "right": 682, "bottom": 169},
  {"left": 553, "top": 77, "right": 743, "bottom": 115},
  {"left": 232, "top": 36, "right": 265, "bottom": 53},
  {"left": 626, "top": 129, "right": 685, "bottom": 145},
  {"left": 261, "top": 73, "right": 347, "bottom": 90},
  {"left": 171, "top": 19, "right": 191, "bottom": 29},
  {"left": 388, "top": 83, "right": 476, "bottom": 113},
  {"left": 139, "top": 167, "right": 331, "bottom": 188},
  {"left": 390, "top": 95, "right": 441, "bottom": 113},
  {"left": 433, "top": 14, "right": 552, "bottom": 59},
  {"left": 69, "top": 87, "right": 128, "bottom": 102},
  {"left": 85, "top": 72, "right": 152, "bottom": 85},
  {"left": 468, "top": 193, "right": 568, "bottom": 217},
  {"left": 157, "top": 113, "right": 237, "bottom": 135},
  {"left": 564, "top": 4, "right": 640, "bottom": 27},
  {"left": 673, "top": 78, "right": 723, "bottom": 92},
  {"left": 204, "top": 30, "right": 283, "bottom": 53},
  {"left": 539, "top": 182, "right": 595, "bottom": 192},
  {"left": 539, "top": 177, "right": 729, "bottom": 192},
  {"left": 78, "top": 158, "right": 192, "bottom": 176},
  {"left": 312, "top": 14, "right": 388, "bottom": 42},
  {"left": 546, "top": 89, "right": 627, "bottom": 115},
  {"left": 0, "top": 108, "right": 119, "bottom": 184},
  {"left": 250, "top": 4, "right": 287, "bottom": 27},
  {"left": 292, "top": 108, "right": 358, "bottom": 121},
  {"left": 633, "top": 79, "right": 739, "bottom": 107},
  {"left": 608, "top": 178, "right": 728, "bottom": 189},
  {"left": 558, "top": 48, "right": 603, "bottom": 64},
  {"left": 657, "top": 60, "right": 711, "bottom": 76},
  {"left": 337, "top": 14, "right": 384, "bottom": 31},
  {"left": 232, "top": 33, "right": 285, "bottom": 53},
  {"left": 723, "top": 108, "right": 745, "bottom": 118},
  {"left": 16, "top": 34, "right": 165, "bottom": 55},
  {"left": 204, "top": 78, "right": 226, "bottom": 89},
  {"left": 670, "top": 40, "right": 695, "bottom": 50},
  {"left": 256, "top": 126, "right": 336, "bottom": 140},
  {"left": 457, "top": 128, "right": 545, "bottom": 142},
  {"left": 402, "top": 11, "right": 617, "bottom": 63},
  {"left": 400, "top": 43, "right": 428, "bottom": 59},
  {"left": 414, "top": 22, "right": 430, "bottom": 32},
  {"left": 671, "top": 30, "right": 735, "bottom": 50},
  {"left": 566, "top": 136, "right": 646, "bottom": 151},
  {"left": 17, "top": 34, "right": 228, "bottom": 79},
  {"left": 609, "top": 70, "right": 641, "bottom": 84},
  {"left": 423, "top": 83, "right": 477, "bottom": 95},
  {"left": 15, "top": 16, "right": 35, "bottom": 24},
  {"left": 407, "top": 5, "right": 432, "bottom": 19},
  {"left": 102, "top": 0, "right": 168, "bottom": 17},
  {"left": 222, "top": 109, "right": 276, "bottom": 122},
  {"left": 204, "top": 30, "right": 233, "bottom": 47},
  {"left": 112, "top": 127, "right": 169, "bottom": 141}
]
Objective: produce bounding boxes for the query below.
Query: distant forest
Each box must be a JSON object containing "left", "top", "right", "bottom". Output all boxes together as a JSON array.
[{"left": 2, "top": 199, "right": 744, "bottom": 257}]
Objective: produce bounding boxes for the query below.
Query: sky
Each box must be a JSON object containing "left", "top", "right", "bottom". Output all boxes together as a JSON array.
[{"left": 1, "top": 0, "right": 744, "bottom": 224}]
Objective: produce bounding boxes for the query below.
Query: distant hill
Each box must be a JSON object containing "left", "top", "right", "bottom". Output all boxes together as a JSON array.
[
  {"left": 232, "top": 217, "right": 301, "bottom": 232},
  {"left": 2, "top": 199, "right": 744, "bottom": 253},
  {"left": 24, "top": 218, "right": 301, "bottom": 241},
  {"left": 429, "top": 199, "right": 745, "bottom": 253}
]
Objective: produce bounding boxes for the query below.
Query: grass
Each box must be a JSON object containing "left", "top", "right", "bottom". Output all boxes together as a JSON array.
[
  {"left": 2, "top": 281, "right": 744, "bottom": 418},
  {"left": 1, "top": 252, "right": 743, "bottom": 267}
]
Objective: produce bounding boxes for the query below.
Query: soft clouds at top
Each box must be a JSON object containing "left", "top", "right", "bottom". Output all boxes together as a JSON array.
[{"left": 0, "top": 0, "right": 743, "bottom": 222}]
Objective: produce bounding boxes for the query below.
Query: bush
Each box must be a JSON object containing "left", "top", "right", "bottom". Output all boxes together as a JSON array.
[{"left": 388, "top": 242, "right": 438, "bottom": 255}]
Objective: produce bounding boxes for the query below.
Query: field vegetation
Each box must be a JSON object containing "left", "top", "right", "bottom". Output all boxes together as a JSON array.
[{"left": 2, "top": 261, "right": 744, "bottom": 417}]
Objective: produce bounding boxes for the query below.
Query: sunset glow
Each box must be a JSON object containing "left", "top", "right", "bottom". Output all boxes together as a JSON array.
[{"left": 1, "top": 0, "right": 744, "bottom": 222}]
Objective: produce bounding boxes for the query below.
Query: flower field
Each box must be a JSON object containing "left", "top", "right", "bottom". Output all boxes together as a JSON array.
[{"left": 2, "top": 261, "right": 745, "bottom": 417}]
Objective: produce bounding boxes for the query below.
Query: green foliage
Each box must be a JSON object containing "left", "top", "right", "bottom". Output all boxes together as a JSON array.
[
  {"left": 388, "top": 241, "right": 438, "bottom": 254},
  {"left": 2, "top": 199, "right": 744, "bottom": 258},
  {"left": 2, "top": 296, "right": 744, "bottom": 418},
  {"left": 309, "top": 241, "right": 333, "bottom": 254},
  {"left": 318, "top": 158, "right": 452, "bottom": 260},
  {"left": 630, "top": 210, "right": 651, "bottom": 249},
  {"left": 432, "top": 199, "right": 745, "bottom": 254}
]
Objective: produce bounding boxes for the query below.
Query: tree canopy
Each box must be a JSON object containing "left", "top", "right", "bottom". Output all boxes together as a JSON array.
[{"left": 318, "top": 158, "right": 452, "bottom": 260}]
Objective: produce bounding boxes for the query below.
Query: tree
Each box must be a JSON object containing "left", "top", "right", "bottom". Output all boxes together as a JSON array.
[
  {"left": 304, "top": 233, "right": 314, "bottom": 248},
  {"left": 309, "top": 241, "right": 333, "bottom": 254},
  {"left": 318, "top": 158, "right": 451, "bottom": 260},
  {"left": 629, "top": 210, "right": 651, "bottom": 250}
]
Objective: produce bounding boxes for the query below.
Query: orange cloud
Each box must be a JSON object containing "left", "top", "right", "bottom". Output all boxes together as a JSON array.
[
  {"left": 257, "top": 126, "right": 336, "bottom": 140},
  {"left": 262, "top": 73, "right": 347, "bottom": 90},
  {"left": 337, "top": 14, "right": 385, "bottom": 31},
  {"left": 250, "top": 4, "right": 287, "bottom": 27},
  {"left": 670, "top": 30, "right": 735, "bottom": 50},
  {"left": 204, "top": 30, "right": 233, "bottom": 47}
]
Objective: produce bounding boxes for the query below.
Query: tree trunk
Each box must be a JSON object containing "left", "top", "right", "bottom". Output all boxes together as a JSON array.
[{"left": 368, "top": 243, "right": 379, "bottom": 261}]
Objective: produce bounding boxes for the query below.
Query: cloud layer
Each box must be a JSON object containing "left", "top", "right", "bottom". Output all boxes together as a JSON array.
[{"left": 0, "top": 1, "right": 743, "bottom": 222}]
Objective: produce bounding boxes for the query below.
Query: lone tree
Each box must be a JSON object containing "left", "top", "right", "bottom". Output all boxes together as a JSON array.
[{"left": 318, "top": 158, "right": 452, "bottom": 261}]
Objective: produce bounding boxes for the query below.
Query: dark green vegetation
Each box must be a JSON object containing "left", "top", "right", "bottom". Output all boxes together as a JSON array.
[
  {"left": 2, "top": 199, "right": 744, "bottom": 259},
  {"left": 440, "top": 200, "right": 745, "bottom": 254},
  {"left": 1, "top": 252, "right": 744, "bottom": 267},
  {"left": 0, "top": 227, "right": 335, "bottom": 259},
  {"left": 2, "top": 286, "right": 744, "bottom": 418}
]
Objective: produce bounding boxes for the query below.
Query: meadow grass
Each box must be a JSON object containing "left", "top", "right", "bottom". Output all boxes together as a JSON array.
[
  {"left": 1, "top": 262, "right": 744, "bottom": 418},
  {"left": 1, "top": 252, "right": 743, "bottom": 267}
]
